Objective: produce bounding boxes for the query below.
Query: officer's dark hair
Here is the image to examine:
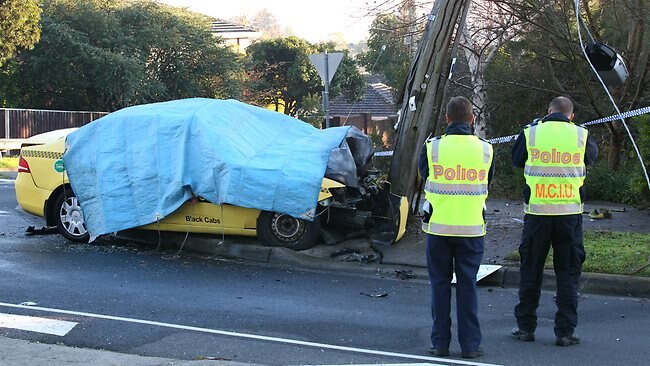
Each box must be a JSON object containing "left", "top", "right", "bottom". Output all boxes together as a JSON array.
[
  {"left": 446, "top": 96, "right": 473, "bottom": 122},
  {"left": 548, "top": 96, "right": 574, "bottom": 116}
]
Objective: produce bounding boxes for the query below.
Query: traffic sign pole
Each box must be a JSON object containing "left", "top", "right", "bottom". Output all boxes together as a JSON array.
[
  {"left": 308, "top": 52, "right": 343, "bottom": 129},
  {"left": 324, "top": 51, "right": 330, "bottom": 128}
]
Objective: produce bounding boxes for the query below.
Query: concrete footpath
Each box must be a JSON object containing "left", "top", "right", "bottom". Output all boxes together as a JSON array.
[{"left": 0, "top": 336, "right": 255, "bottom": 366}]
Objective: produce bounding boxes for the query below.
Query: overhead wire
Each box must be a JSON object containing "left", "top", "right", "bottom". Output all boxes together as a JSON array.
[{"left": 574, "top": 0, "right": 650, "bottom": 192}]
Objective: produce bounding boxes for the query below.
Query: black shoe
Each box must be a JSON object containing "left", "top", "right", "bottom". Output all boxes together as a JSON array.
[
  {"left": 428, "top": 347, "right": 449, "bottom": 357},
  {"left": 556, "top": 334, "right": 580, "bottom": 346},
  {"left": 511, "top": 327, "right": 535, "bottom": 341},
  {"left": 461, "top": 348, "right": 483, "bottom": 358}
]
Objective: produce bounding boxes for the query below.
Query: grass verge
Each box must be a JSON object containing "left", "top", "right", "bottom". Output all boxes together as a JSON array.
[
  {"left": 504, "top": 231, "right": 650, "bottom": 277},
  {"left": 0, "top": 156, "right": 19, "bottom": 169}
]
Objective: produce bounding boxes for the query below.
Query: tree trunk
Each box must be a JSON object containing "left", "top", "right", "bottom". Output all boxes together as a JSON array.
[
  {"left": 389, "top": 0, "right": 470, "bottom": 201},
  {"left": 608, "top": 122, "right": 625, "bottom": 170},
  {"left": 462, "top": 36, "right": 495, "bottom": 139}
]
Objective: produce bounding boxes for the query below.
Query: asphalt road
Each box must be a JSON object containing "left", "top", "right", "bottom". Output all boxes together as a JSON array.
[{"left": 1, "top": 181, "right": 650, "bottom": 366}]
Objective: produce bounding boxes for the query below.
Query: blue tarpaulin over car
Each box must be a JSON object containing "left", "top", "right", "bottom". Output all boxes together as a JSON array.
[{"left": 63, "top": 98, "right": 351, "bottom": 240}]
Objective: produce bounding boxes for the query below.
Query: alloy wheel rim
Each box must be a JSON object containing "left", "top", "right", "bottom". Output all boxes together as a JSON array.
[
  {"left": 60, "top": 196, "right": 88, "bottom": 237},
  {"left": 271, "top": 213, "right": 305, "bottom": 242}
]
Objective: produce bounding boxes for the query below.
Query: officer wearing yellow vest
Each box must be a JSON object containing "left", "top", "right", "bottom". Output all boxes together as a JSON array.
[
  {"left": 418, "top": 96, "right": 494, "bottom": 359},
  {"left": 511, "top": 96, "right": 598, "bottom": 347}
]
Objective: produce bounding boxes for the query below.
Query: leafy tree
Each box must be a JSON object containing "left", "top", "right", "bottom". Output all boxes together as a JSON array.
[
  {"left": 485, "top": 0, "right": 650, "bottom": 170},
  {"left": 250, "top": 9, "right": 286, "bottom": 39},
  {"left": 315, "top": 42, "right": 365, "bottom": 104},
  {"left": 0, "top": 0, "right": 242, "bottom": 111},
  {"left": 245, "top": 37, "right": 364, "bottom": 117},
  {"left": 359, "top": 13, "right": 413, "bottom": 92},
  {"left": 0, "top": 0, "right": 42, "bottom": 66},
  {"left": 229, "top": 9, "right": 290, "bottom": 39}
]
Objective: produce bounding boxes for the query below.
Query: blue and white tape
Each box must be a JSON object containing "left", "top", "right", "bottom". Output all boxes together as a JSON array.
[
  {"left": 487, "top": 105, "right": 650, "bottom": 144},
  {"left": 374, "top": 106, "right": 650, "bottom": 156}
]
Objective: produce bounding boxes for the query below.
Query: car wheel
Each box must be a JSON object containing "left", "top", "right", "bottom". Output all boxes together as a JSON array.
[
  {"left": 54, "top": 190, "right": 90, "bottom": 243},
  {"left": 256, "top": 211, "right": 320, "bottom": 251}
]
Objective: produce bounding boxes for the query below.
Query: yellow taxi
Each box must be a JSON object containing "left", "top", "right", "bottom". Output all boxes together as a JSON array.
[{"left": 15, "top": 129, "right": 408, "bottom": 250}]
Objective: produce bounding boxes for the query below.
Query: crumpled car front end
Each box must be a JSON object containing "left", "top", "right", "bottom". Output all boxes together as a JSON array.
[{"left": 319, "top": 127, "right": 407, "bottom": 246}]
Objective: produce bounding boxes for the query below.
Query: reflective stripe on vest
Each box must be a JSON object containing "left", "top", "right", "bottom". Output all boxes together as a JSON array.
[
  {"left": 421, "top": 221, "right": 486, "bottom": 236},
  {"left": 529, "top": 125, "right": 537, "bottom": 146},
  {"left": 430, "top": 137, "right": 492, "bottom": 164},
  {"left": 424, "top": 181, "right": 488, "bottom": 195},
  {"left": 482, "top": 141, "right": 491, "bottom": 164},
  {"left": 429, "top": 138, "right": 441, "bottom": 163},
  {"left": 524, "top": 121, "right": 587, "bottom": 216},
  {"left": 525, "top": 203, "right": 583, "bottom": 215},
  {"left": 523, "top": 165, "right": 586, "bottom": 178},
  {"left": 423, "top": 134, "right": 493, "bottom": 237}
]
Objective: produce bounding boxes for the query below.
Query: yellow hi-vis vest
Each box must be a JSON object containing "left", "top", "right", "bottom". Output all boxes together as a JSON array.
[
  {"left": 422, "top": 134, "right": 493, "bottom": 237},
  {"left": 523, "top": 121, "right": 587, "bottom": 215}
]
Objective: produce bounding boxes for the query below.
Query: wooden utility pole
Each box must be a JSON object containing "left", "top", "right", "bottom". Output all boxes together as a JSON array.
[{"left": 389, "top": 0, "right": 471, "bottom": 202}]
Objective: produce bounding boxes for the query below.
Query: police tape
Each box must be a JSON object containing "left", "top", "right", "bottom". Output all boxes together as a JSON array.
[
  {"left": 487, "top": 105, "right": 650, "bottom": 145},
  {"left": 373, "top": 105, "right": 650, "bottom": 156}
]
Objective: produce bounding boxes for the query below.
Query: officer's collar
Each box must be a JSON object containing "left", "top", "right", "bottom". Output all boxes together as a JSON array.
[
  {"left": 445, "top": 122, "right": 472, "bottom": 135},
  {"left": 541, "top": 112, "right": 571, "bottom": 123}
]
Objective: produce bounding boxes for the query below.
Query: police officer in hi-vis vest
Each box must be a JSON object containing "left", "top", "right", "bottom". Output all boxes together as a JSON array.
[
  {"left": 511, "top": 96, "right": 598, "bottom": 347},
  {"left": 418, "top": 96, "right": 494, "bottom": 359}
]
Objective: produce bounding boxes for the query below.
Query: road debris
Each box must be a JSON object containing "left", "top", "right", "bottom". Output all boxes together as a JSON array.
[
  {"left": 197, "top": 356, "right": 233, "bottom": 361},
  {"left": 25, "top": 226, "right": 58, "bottom": 236},
  {"left": 329, "top": 248, "right": 357, "bottom": 258},
  {"left": 330, "top": 248, "right": 378, "bottom": 263},
  {"left": 395, "top": 269, "right": 414, "bottom": 280},
  {"left": 344, "top": 252, "right": 378, "bottom": 263},
  {"left": 360, "top": 292, "right": 388, "bottom": 298},
  {"left": 588, "top": 208, "right": 612, "bottom": 219}
]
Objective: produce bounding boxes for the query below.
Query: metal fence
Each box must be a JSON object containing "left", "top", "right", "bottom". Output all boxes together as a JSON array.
[{"left": 1, "top": 108, "right": 108, "bottom": 139}]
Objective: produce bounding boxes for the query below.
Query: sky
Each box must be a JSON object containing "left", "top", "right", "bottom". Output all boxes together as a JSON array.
[{"left": 157, "top": 0, "right": 377, "bottom": 43}]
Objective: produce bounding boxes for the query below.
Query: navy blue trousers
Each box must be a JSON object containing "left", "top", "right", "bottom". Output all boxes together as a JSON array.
[
  {"left": 514, "top": 214, "right": 585, "bottom": 338},
  {"left": 426, "top": 234, "right": 484, "bottom": 353}
]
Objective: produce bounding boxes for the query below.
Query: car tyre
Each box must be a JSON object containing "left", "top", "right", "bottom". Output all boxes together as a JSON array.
[
  {"left": 257, "top": 211, "right": 320, "bottom": 251},
  {"left": 54, "top": 190, "right": 90, "bottom": 243}
]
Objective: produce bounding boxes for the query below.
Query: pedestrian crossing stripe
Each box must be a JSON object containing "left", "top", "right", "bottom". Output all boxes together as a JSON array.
[{"left": 0, "top": 312, "right": 77, "bottom": 336}]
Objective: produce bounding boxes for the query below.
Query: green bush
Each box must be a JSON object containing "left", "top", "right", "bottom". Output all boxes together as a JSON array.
[
  {"left": 583, "top": 162, "right": 638, "bottom": 204},
  {"left": 490, "top": 144, "right": 526, "bottom": 199},
  {"left": 0, "top": 156, "right": 18, "bottom": 169},
  {"left": 584, "top": 115, "right": 650, "bottom": 207},
  {"left": 628, "top": 115, "right": 650, "bottom": 207}
]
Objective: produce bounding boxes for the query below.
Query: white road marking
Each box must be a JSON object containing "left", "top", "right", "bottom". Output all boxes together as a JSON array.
[
  {"left": 0, "top": 210, "right": 8, "bottom": 215},
  {"left": 312, "top": 364, "right": 448, "bottom": 366},
  {"left": 0, "top": 302, "right": 502, "bottom": 366},
  {"left": 0, "top": 312, "right": 77, "bottom": 336},
  {"left": 0, "top": 179, "right": 15, "bottom": 185}
]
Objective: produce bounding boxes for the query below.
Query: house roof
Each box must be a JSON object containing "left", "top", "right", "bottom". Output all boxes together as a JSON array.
[
  {"left": 328, "top": 80, "right": 397, "bottom": 118},
  {"left": 210, "top": 19, "right": 260, "bottom": 37}
]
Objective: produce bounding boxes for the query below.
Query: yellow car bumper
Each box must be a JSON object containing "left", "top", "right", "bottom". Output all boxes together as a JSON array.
[
  {"left": 395, "top": 197, "right": 409, "bottom": 242},
  {"left": 15, "top": 172, "right": 51, "bottom": 217}
]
